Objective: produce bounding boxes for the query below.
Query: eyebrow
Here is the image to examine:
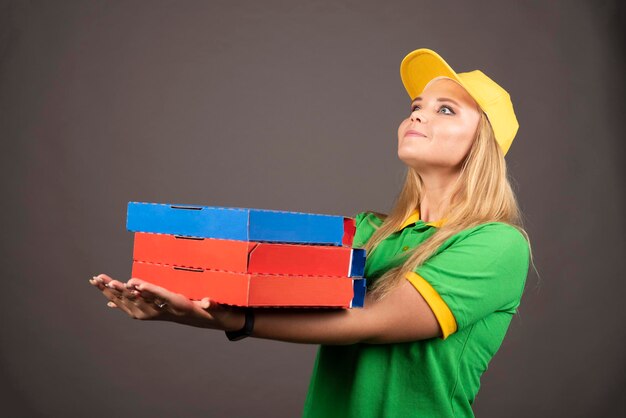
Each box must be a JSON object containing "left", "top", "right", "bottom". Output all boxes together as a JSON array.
[{"left": 411, "top": 97, "right": 461, "bottom": 107}]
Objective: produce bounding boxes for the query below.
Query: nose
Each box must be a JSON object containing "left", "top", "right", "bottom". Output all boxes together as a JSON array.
[{"left": 410, "top": 108, "right": 426, "bottom": 123}]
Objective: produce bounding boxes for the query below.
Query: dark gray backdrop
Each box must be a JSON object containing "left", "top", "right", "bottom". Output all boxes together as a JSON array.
[{"left": 1, "top": 1, "right": 624, "bottom": 417}]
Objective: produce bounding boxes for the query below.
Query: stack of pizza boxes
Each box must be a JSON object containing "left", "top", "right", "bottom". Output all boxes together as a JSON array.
[{"left": 126, "top": 202, "right": 367, "bottom": 308}]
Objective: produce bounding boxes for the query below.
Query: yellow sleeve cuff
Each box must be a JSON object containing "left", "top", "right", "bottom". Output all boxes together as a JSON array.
[{"left": 405, "top": 271, "right": 458, "bottom": 339}]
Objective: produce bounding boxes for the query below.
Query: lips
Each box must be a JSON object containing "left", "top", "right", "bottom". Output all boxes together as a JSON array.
[{"left": 405, "top": 129, "right": 427, "bottom": 137}]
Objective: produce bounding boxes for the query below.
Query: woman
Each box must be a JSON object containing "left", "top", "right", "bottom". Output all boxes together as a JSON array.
[{"left": 90, "top": 48, "right": 533, "bottom": 417}]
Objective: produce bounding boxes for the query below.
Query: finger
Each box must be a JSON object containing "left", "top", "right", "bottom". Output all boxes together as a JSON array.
[
  {"left": 126, "top": 278, "right": 147, "bottom": 289},
  {"left": 93, "top": 277, "right": 134, "bottom": 303},
  {"left": 123, "top": 289, "right": 138, "bottom": 301},
  {"left": 101, "top": 284, "right": 126, "bottom": 302},
  {"left": 106, "top": 280, "right": 138, "bottom": 303},
  {"left": 153, "top": 298, "right": 169, "bottom": 310},
  {"left": 108, "top": 289, "right": 156, "bottom": 318},
  {"left": 105, "top": 279, "right": 125, "bottom": 291},
  {"left": 91, "top": 277, "right": 155, "bottom": 318},
  {"left": 135, "top": 281, "right": 172, "bottom": 298},
  {"left": 115, "top": 285, "right": 168, "bottom": 316},
  {"left": 99, "top": 276, "right": 132, "bottom": 299},
  {"left": 91, "top": 275, "right": 111, "bottom": 290},
  {"left": 138, "top": 287, "right": 169, "bottom": 308},
  {"left": 119, "top": 292, "right": 163, "bottom": 319},
  {"left": 128, "top": 288, "right": 160, "bottom": 306},
  {"left": 124, "top": 285, "right": 152, "bottom": 305},
  {"left": 115, "top": 280, "right": 191, "bottom": 318},
  {"left": 192, "top": 299, "right": 216, "bottom": 319},
  {"left": 113, "top": 288, "right": 143, "bottom": 309},
  {"left": 137, "top": 289, "right": 158, "bottom": 303},
  {"left": 94, "top": 274, "right": 114, "bottom": 285},
  {"left": 99, "top": 281, "right": 142, "bottom": 310},
  {"left": 137, "top": 284, "right": 180, "bottom": 308},
  {"left": 98, "top": 283, "right": 121, "bottom": 301},
  {"left": 89, "top": 277, "right": 106, "bottom": 290},
  {"left": 200, "top": 297, "right": 211, "bottom": 310},
  {"left": 102, "top": 291, "right": 136, "bottom": 316}
]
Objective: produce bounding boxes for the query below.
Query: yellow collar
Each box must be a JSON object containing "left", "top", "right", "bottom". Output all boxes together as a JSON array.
[{"left": 398, "top": 208, "right": 446, "bottom": 230}]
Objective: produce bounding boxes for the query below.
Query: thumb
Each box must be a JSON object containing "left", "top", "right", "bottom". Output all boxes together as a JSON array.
[{"left": 200, "top": 297, "right": 211, "bottom": 310}]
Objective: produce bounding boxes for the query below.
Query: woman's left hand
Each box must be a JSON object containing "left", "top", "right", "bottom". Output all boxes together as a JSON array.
[{"left": 89, "top": 274, "right": 245, "bottom": 331}]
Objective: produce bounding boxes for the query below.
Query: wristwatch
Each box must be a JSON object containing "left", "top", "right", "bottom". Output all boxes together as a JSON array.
[{"left": 225, "top": 308, "right": 255, "bottom": 341}]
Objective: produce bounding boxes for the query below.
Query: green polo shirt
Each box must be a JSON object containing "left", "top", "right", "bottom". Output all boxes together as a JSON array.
[{"left": 302, "top": 210, "right": 530, "bottom": 418}]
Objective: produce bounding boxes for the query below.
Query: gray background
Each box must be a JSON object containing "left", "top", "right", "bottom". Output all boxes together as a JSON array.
[{"left": 1, "top": 1, "right": 624, "bottom": 417}]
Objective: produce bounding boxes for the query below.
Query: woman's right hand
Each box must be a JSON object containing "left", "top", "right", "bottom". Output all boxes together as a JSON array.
[{"left": 89, "top": 274, "right": 245, "bottom": 331}]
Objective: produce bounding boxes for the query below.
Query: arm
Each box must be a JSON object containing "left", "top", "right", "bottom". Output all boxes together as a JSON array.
[
  {"left": 252, "top": 279, "right": 441, "bottom": 344},
  {"left": 90, "top": 274, "right": 442, "bottom": 344}
]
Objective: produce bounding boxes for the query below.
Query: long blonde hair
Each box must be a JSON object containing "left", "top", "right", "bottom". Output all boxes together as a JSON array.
[{"left": 364, "top": 111, "right": 536, "bottom": 299}]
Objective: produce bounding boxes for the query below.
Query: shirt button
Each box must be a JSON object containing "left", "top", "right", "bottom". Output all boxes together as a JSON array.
[{"left": 402, "top": 246, "right": 410, "bottom": 251}]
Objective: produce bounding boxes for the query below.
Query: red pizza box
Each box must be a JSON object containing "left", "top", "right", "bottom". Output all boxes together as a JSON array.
[
  {"left": 131, "top": 260, "right": 365, "bottom": 308},
  {"left": 132, "top": 232, "right": 366, "bottom": 277}
]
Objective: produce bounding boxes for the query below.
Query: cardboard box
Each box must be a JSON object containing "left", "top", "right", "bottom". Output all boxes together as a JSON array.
[
  {"left": 127, "top": 202, "right": 356, "bottom": 246},
  {"left": 131, "top": 260, "right": 366, "bottom": 308},
  {"left": 132, "top": 232, "right": 366, "bottom": 277}
]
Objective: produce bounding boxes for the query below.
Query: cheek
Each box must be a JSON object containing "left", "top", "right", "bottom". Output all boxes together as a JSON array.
[
  {"left": 398, "top": 119, "right": 408, "bottom": 134},
  {"left": 397, "top": 118, "right": 411, "bottom": 141},
  {"left": 436, "top": 119, "right": 476, "bottom": 146},
  {"left": 435, "top": 120, "right": 478, "bottom": 164}
]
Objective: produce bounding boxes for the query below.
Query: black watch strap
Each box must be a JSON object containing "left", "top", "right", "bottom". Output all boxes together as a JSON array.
[{"left": 225, "top": 308, "right": 254, "bottom": 341}]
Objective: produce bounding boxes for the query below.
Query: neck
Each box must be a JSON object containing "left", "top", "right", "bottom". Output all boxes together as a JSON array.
[{"left": 418, "top": 171, "right": 460, "bottom": 223}]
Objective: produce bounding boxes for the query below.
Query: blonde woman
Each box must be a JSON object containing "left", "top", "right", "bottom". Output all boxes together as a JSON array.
[{"left": 90, "top": 48, "right": 533, "bottom": 417}]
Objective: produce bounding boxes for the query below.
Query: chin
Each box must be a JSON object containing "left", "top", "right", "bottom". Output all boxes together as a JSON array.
[
  {"left": 397, "top": 153, "right": 416, "bottom": 166},
  {"left": 398, "top": 148, "right": 419, "bottom": 162}
]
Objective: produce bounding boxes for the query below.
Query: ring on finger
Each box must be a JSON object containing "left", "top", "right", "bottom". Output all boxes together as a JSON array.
[{"left": 154, "top": 299, "right": 168, "bottom": 309}]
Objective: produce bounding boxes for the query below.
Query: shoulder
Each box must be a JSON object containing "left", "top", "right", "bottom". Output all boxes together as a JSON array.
[
  {"left": 444, "top": 221, "right": 530, "bottom": 266},
  {"left": 462, "top": 221, "right": 528, "bottom": 244},
  {"left": 354, "top": 211, "right": 386, "bottom": 228},
  {"left": 354, "top": 210, "right": 387, "bottom": 226},
  {"left": 467, "top": 222, "right": 529, "bottom": 252},
  {"left": 352, "top": 211, "right": 387, "bottom": 248}
]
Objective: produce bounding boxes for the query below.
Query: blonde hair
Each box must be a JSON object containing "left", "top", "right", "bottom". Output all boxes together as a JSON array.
[{"left": 363, "top": 111, "right": 537, "bottom": 299}]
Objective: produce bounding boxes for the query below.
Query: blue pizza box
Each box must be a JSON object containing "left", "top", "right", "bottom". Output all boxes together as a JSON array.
[
  {"left": 126, "top": 202, "right": 357, "bottom": 246},
  {"left": 351, "top": 278, "right": 367, "bottom": 308}
]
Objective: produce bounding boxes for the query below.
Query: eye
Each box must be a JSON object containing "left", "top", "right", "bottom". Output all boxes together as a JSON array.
[
  {"left": 439, "top": 105, "right": 455, "bottom": 115},
  {"left": 410, "top": 104, "right": 456, "bottom": 115}
]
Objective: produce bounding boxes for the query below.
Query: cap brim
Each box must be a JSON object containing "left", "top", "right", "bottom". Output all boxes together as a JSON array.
[{"left": 400, "top": 48, "right": 462, "bottom": 100}]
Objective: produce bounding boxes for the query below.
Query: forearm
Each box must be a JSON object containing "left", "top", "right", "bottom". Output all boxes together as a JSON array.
[
  {"left": 245, "top": 279, "right": 442, "bottom": 345},
  {"left": 160, "top": 300, "right": 375, "bottom": 345},
  {"left": 250, "top": 306, "right": 371, "bottom": 345},
  {"left": 179, "top": 279, "right": 440, "bottom": 344}
]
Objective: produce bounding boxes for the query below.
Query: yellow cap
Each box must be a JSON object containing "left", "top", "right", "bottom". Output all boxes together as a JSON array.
[{"left": 400, "top": 48, "right": 519, "bottom": 156}]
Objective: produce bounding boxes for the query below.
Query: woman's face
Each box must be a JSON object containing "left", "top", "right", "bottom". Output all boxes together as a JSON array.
[{"left": 397, "top": 78, "right": 481, "bottom": 174}]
